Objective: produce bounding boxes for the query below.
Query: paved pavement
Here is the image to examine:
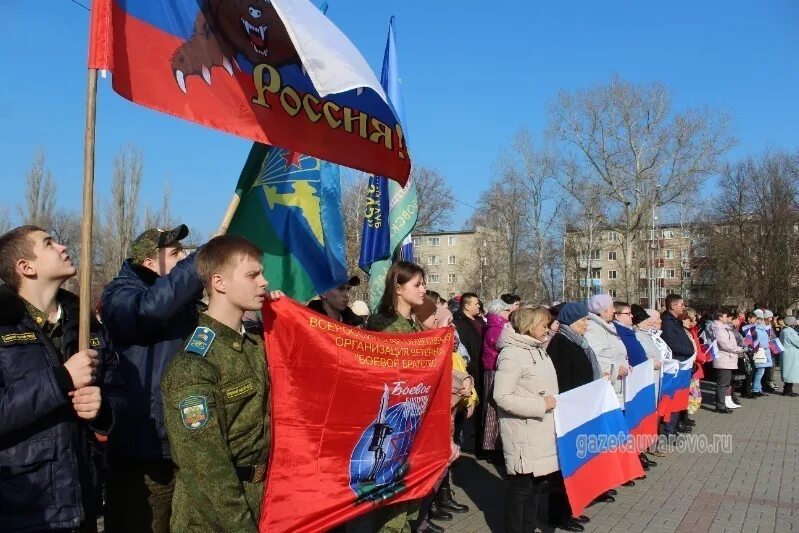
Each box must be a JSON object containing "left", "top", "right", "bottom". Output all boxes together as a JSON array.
[{"left": 444, "top": 371, "right": 799, "bottom": 533}]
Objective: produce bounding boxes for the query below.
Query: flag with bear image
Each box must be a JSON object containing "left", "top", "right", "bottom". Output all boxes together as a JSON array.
[
  {"left": 87, "top": 0, "right": 411, "bottom": 185},
  {"left": 259, "top": 298, "right": 452, "bottom": 532},
  {"left": 226, "top": 143, "right": 347, "bottom": 302}
]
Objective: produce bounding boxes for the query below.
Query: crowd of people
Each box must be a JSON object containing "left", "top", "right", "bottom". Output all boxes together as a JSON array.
[{"left": 1, "top": 222, "right": 797, "bottom": 533}]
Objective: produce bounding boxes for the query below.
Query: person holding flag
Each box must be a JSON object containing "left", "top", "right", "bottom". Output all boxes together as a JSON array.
[
  {"left": 493, "top": 306, "right": 563, "bottom": 533},
  {"left": 0, "top": 226, "right": 125, "bottom": 532},
  {"left": 748, "top": 310, "right": 773, "bottom": 396},
  {"left": 363, "top": 261, "right": 427, "bottom": 533},
  {"left": 100, "top": 224, "right": 203, "bottom": 532},
  {"left": 660, "top": 294, "right": 695, "bottom": 434},
  {"left": 161, "top": 235, "right": 283, "bottom": 532}
]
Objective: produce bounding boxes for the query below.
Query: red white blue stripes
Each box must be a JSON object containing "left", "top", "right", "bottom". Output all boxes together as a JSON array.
[
  {"left": 554, "top": 379, "right": 644, "bottom": 516},
  {"left": 624, "top": 359, "right": 658, "bottom": 449}
]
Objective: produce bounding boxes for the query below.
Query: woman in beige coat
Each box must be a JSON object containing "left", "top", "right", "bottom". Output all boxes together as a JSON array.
[{"left": 493, "top": 306, "right": 561, "bottom": 533}]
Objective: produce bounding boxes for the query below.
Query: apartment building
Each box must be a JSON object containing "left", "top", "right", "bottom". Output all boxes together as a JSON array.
[
  {"left": 565, "top": 223, "right": 707, "bottom": 308},
  {"left": 411, "top": 227, "right": 498, "bottom": 298}
]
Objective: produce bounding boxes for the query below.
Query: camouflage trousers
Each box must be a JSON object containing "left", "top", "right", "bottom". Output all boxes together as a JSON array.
[
  {"left": 104, "top": 460, "right": 176, "bottom": 533},
  {"left": 344, "top": 500, "right": 420, "bottom": 533},
  {"left": 375, "top": 500, "right": 420, "bottom": 533}
]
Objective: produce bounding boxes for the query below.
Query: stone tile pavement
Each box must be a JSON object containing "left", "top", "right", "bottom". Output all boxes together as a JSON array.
[{"left": 444, "top": 373, "right": 799, "bottom": 532}]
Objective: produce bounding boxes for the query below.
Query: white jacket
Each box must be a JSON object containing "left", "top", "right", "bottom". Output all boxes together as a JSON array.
[
  {"left": 584, "top": 314, "right": 628, "bottom": 401},
  {"left": 493, "top": 328, "right": 559, "bottom": 476}
]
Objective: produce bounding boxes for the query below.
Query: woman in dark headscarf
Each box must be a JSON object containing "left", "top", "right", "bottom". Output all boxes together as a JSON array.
[
  {"left": 543, "top": 302, "right": 606, "bottom": 531},
  {"left": 547, "top": 302, "right": 601, "bottom": 391}
]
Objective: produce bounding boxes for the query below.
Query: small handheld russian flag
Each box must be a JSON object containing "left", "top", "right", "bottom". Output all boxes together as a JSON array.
[{"left": 769, "top": 338, "right": 785, "bottom": 355}]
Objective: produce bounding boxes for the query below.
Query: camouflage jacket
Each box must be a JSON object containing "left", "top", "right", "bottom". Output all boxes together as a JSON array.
[{"left": 162, "top": 313, "right": 270, "bottom": 532}]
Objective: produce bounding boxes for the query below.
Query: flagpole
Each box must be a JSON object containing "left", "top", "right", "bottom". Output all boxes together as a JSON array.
[
  {"left": 218, "top": 194, "right": 241, "bottom": 235},
  {"left": 78, "top": 68, "right": 99, "bottom": 351}
]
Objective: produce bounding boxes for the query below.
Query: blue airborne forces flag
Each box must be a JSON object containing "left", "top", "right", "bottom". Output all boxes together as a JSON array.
[
  {"left": 227, "top": 143, "right": 348, "bottom": 302},
  {"left": 359, "top": 17, "right": 418, "bottom": 310}
]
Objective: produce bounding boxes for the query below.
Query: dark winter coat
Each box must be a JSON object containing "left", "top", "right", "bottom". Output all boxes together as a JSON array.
[
  {"left": 661, "top": 312, "right": 695, "bottom": 361},
  {"left": 453, "top": 311, "right": 483, "bottom": 376},
  {"left": 100, "top": 256, "right": 203, "bottom": 462},
  {"left": 0, "top": 286, "right": 124, "bottom": 532},
  {"left": 546, "top": 332, "right": 594, "bottom": 393}
]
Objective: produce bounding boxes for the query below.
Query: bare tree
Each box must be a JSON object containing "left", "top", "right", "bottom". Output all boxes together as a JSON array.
[
  {"left": 548, "top": 76, "right": 735, "bottom": 302},
  {"left": 698, "top": 151, "right": 799, "bottom": 311},
  {"left": 562, "top": 181, "right": 608, "bottom": 300},
  {"left": 20, "top": 147, "right": 57, "bottom": 227},
  {"left": 0, "top": 205, "right": 11, "bottom": 235},
  {"left": 49, "top": 209, "right": 83, "bottom": 292},
  {"left": 339, "top": 170, "right": 371, "bottom": 302},
  {"left": 466, "top": 130, "right": 563, "bottom": 301},
  {"left": 93, "top": 146, "right": 144, "bottom": 287},
  {"left": 412, "top": 167, "right": 455, "bottom": 233},
  {"left": 143, "top": 181, "right": 176, "bottom": 230}
]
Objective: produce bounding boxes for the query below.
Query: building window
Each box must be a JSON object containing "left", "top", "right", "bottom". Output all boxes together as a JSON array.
[
  {"left": 427, "top": 237, "right": 440, "bottom": 246},
  {"left": 412, "top": 237, "right": 421, "bottom": 248},
  {"left": 663, "top": 229, "right": 674, "bottom": 239},
  {"left": 665, "top": 250, "right": 675, "bottom": 260},
  {"left": 608, "top": 251, "right": 617, "bottom": 261},
  {"left": 448, "top": 255, "right": 456, "bottom": 265},
  {"left": 590, "top": 249, "right": 600, "bottom": 260},
  {"left": 429, "top": 274, "right": 440, "bottom": 284},
  {"left": 413, "top": 255, "right": 421, "bottom": 265},
  {"left": 609, "top": 289, "right": 617, "bottom": 298},
  {"left": 608, "top": 270, "right": 617, "bottom": 279},
  {"left": 607, "top": 231, "right": 619, "bottom": 242},
  {"left": 682, "top": 270, "right": 691, "bottom": 279},
  {"left": 427, "top": 255, "right": 440, "bottom": 266},
  {"left": 665, "top": 269, "right": 675, "bottom": 279},
  {"left": 448, "top": 273, "right": 456, "bottom": 283},
  {"left": 591, "top": 269, "right": 601, "bottom": 280},
  {"left": 448, "top": 236, "right": 456, "bottom": 246},
  {"left": 681, "top": 248, "right": 689, "bottom": 258}
]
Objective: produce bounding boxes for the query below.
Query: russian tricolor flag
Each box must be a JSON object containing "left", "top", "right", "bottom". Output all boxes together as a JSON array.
[
  {"left": 554, "top": 379, "right": 645, "bottom": 515},
  {"left": 658, "top": 359, "right": 679, "bottom": 420},
  {"left": 769, "top": 337, "right": 785, "bottom": 355},
  {"left": 703, "top": 340, "right": 718, "bottom": 361},
  {"left": 672, "top": 356, "right": 695, "bottom": 413},
  {"left": 742, "top": 325, "right": 758, "bottom": 348},
  {"left": 624, "top": 359, "right": 658, "bottom": 451}
]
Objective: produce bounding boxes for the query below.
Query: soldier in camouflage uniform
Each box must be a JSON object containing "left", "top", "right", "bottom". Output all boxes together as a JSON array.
[{"left": 161, "top": 235, "right": 281, "bottom": 532}]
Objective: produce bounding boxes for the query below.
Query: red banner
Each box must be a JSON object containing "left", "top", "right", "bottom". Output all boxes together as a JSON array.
[{"left": 260, "top": 299, "right": 452, "bottom": 532}]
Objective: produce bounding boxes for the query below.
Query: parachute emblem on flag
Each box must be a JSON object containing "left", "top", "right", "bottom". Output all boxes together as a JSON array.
[{"left": 349, "top": 384, "right": 428, "bottom": 503}]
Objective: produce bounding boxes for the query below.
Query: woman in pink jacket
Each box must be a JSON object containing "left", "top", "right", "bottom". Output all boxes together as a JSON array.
[
  {"left": 481, "top": 298, "right": 515, "bottom": 459},
  {"left": 711, "top": 308, "right": 745, "bottom": 413}
]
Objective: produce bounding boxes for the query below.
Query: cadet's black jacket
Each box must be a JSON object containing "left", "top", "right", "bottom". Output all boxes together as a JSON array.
[{"left": 0, "top": 286, "right": 125, "bottom": 532}]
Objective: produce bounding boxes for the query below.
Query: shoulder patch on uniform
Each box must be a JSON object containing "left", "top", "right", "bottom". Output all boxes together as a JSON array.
[
  {"left": 179, "top": 396, "right": 209, "bottom": 429},
  {"left": 186, "top": 327, "right": 215, "bottom": 357},
  {"left": 0, "top": 332, "right": 38, "bottom": 345},
  {"left": 89, "top": 336, "right": 101, "bottom": 348}
]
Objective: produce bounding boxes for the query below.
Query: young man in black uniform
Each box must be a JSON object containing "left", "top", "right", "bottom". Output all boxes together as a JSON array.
[{"left": 0, "top": 225, "right": 124, "bottom": 532}]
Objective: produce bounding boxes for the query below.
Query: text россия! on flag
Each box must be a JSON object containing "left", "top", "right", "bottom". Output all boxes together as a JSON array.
[{"left": 87, "top": 0, "right": 411, "bottom": 185}]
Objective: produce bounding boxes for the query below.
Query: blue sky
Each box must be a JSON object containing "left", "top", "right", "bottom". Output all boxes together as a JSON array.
[{"left": 1, "top": 0, "right": 798, "bottom": 238}]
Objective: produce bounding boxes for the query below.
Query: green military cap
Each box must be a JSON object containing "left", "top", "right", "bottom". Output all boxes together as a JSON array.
[{"left": 130, "top": 224, "right": 189, "bottom": 263}]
